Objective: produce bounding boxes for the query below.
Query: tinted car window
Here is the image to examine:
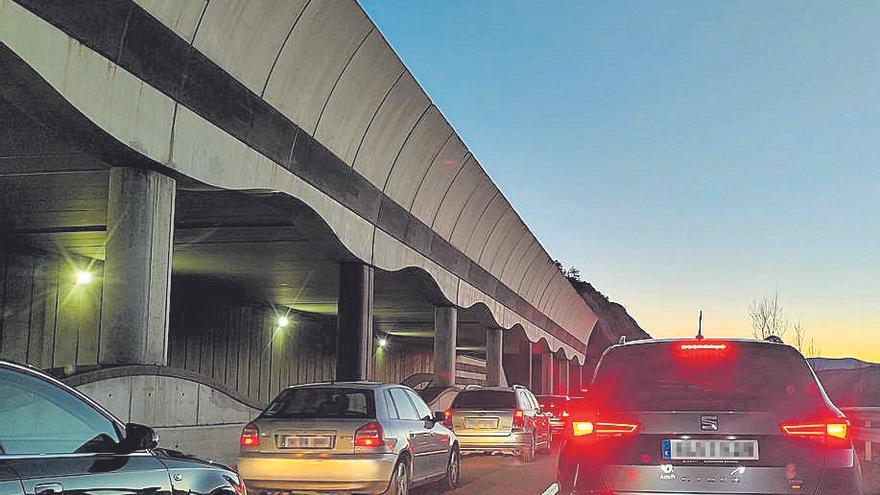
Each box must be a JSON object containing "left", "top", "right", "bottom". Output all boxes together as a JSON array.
[
  {"left": 263, "top": 387, "right": 375, "bottom": 419},
  {"left": 389, "top": 388, "right": 420, "bottom": 420},
  {"left": 405, "top": 389, "right": 432, "bottom": 420},
  {"left": 0, "top": 367, "right": 121, "bottom": 455},
  {"left": 592, "top": 343, "right": 825, "bottom": 412},
  {"left": 384, "top": 390, "right": 399, "bottom": 419},
  {"left": 453, "top": 390, "right": 516, "bottom": 409}
]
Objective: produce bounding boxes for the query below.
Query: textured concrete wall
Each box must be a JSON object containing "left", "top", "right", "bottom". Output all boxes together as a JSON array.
[
  {"left": 0, "top": 247, "right": 104, "bottom": 372},
  {"left": 72, "top": 371, "right": 261, "bottom": 466}
]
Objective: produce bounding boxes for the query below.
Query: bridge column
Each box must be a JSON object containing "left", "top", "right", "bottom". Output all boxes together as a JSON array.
[
  {"left": 538, "top": 352, "right": 554, "bottom": 395},
  {"left": 336, "top": 262, "right": 374, "bottom": 381},
  {"left": 99, "top": 168, "right": 175, "bottom": 366},
  {"left": 485, "top": 327, "right": 503, "bottom": 387},
  {"left": 558, "top": 358, "right": 570, "bottom": 395},
  {"left": 433, "top": 306, "right": 457, "bottom": 387}
]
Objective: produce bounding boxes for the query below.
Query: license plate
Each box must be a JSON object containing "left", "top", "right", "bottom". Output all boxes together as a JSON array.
[
  {"left": 278, "top": 435, "right": 333, "bottom": 449},
  {"left": 662, "top": 439, "right": 759, "bottom": 460},
  {"left": 466, "top": 418, "right": 499, "bottom": 429}
]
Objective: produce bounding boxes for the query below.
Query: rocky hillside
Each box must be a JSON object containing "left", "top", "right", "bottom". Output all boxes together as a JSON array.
[{"left": 576, "top": 281, "right": 651, "bottom": 343}]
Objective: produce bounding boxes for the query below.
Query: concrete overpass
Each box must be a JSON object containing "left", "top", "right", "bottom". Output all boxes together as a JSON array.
[{"left": 0, "top": 0, "right": 601, "bottom": 457}]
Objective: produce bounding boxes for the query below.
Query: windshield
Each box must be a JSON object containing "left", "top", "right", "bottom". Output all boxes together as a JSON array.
[
  {"left": 262, "top": 388, "right": 376, "bottom": 419},
  {"left": 592, "top": 343, "right": 826, "bottom": 412}
]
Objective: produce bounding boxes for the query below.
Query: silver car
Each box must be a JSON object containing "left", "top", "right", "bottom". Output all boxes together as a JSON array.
[
  {"left": 557, "top": 338, "right": 864, "bottom": 494},
  {"left": 238, "top": 382, "right": 460, "bottom": 495},
  {"left": 447, "top": 385, "right": 552, "bottom": 462}
]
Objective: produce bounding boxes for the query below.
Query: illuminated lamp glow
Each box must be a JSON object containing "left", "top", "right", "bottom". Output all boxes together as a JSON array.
[
  {"left": 378, "top": 338, "right": 388, "bottom": 348},
  {"left": 75, "top": 271, "right": 92, "bottom": 285},
  {"left": 277, "top": 316, "right": 290, "bottom": 328}
]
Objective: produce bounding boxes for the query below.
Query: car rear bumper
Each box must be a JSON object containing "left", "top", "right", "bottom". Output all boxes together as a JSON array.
[
  {"left": 457, "top": 431, "right": 530, "bottom": 452},
  {"left": 238, "top": 453, "right": 397, "bottom": 494}
]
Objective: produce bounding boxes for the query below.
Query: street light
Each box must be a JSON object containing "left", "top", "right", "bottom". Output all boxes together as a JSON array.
[
  {"left": 277, "top": 315, "right": 290, "bottom": 328},
  {"left": 75, "top": 270, "right": 92, "bottom": 285},
  {"left": 378, "top": 338, "right": 388, "bottom": 348}
]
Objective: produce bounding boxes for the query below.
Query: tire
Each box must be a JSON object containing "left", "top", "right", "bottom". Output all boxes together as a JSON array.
[
  {"left": 387, "top": 460, "right": 409, "bottom": 495},
  {"left": 439, "top": 447, "right": 461, "bottom": 491},
  {"left": 520, "top": 435, "right": 536, "bottom": 463}
]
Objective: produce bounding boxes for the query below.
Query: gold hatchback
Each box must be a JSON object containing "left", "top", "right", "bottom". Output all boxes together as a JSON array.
[{"left": 238, "top": 382, "right": 460, "bottom": 495}]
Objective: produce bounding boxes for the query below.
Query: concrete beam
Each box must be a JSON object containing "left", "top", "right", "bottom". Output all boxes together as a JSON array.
[
  {"left": 336, "top": 262, "right": 374, "bottom": 381},
  {"left": 433, "top": 306, "right": 458, "bottom": 387},
  {"left": 99, "top": 167, "right": 175, "bottom": 366}
]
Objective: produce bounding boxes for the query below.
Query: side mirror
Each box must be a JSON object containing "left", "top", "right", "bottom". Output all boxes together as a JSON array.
[
  {"left": 119, "top": 423, "right": 159, "bottom": 453},
  {"left": 433, "top": 411, "right": 447, "bottom": 424}
]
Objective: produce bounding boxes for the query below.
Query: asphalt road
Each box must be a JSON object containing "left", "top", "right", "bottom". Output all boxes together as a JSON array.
[{"left": 414, "top": 452, "right": 558, "bottom": 495}]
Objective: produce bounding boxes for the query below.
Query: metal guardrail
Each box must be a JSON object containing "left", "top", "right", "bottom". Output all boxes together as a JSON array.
[{"left": 843, "top": 407, "right": 880, "bottom": 463}]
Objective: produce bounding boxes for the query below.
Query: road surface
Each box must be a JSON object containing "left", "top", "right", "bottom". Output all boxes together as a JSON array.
[{"left": 414, "top": 452, "right": 558, "bottom": 495}]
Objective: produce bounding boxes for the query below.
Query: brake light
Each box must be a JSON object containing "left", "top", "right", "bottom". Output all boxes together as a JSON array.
[
  {"left": 513, "top": 409, "right": 525, "bottom": 428},
  {"left": 680, "top": 343, "right": 727, "bottom": 350},
  {"left": 240, "top": 423, "right": 260, "bottom": 447},
  {"left": 781, "top": 420, "right": 850, "bottom": 447},
  {"left": 443, "top": 409, "right": 453, "bottom": 428},
  {"left": 355, "top": 421, "right": 385, "bottom": 447},
  {"left": 571, "top": 421, "right": 639, "bottom": 437}
]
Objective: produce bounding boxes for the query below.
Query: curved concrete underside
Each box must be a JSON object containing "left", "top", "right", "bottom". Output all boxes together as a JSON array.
[{"left": 0, "top": 0, "right": 596, "bottom": 362}]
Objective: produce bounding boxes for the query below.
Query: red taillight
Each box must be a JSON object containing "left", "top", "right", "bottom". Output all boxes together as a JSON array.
[
  {"left": 443, "top": 409, "right": 453, "bottom": 428},
  {"left": 571, "top": 421, "right": 639, "bottom": 437},
  {"left": 781, "top": 419, "right": 850, "bottom": 447},
  {"left": 355, "top": 421, "right": 385, "bottom": 448},
  {"left": 513, "top": 409, "right": 525, "bottom": 428},
  {"left": 240, "top": 422, "right": 260, "bottom": 447}
]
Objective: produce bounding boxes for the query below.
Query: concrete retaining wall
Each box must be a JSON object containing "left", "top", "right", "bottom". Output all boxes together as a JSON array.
[{"left": 69, "top": 368, "right": 262, "bottom": 466}]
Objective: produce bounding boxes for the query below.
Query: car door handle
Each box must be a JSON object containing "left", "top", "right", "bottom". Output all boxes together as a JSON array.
[{"left": 34, "top": 483, "right": 63, "bottom": 495}]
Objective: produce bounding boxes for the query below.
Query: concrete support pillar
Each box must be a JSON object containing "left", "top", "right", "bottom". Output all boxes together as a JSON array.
[
  {"left": 99, "top": 168, "right": 175, "bottom": 366},
  {"left": 559, "top": 358, "right": 570, "bottom": 395},
  {"left": 433, "top": 306, "right": 458, "bottom": 387},
  {"left": 336, "top": 262, "right": 374, "bottom": 381},
  {"left": 521, "top": 339, "right": 533, "bottom": 389},
  {"left": 485, "top": 327, "right": 504, "bottom": 387},
  {"left": 540, "top": 353, "right": 554, "bottom": 395},
  {"left": 569, "top": 362, "right": 582, "bottom": 395}
]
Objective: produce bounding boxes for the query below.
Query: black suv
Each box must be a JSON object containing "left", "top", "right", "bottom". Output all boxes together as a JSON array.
[
  {"left": 0, "top": 360, "right": 245, "bottom": 495},
  {"left": 557, "top": 338, "right": 863, "bottom": 494}
]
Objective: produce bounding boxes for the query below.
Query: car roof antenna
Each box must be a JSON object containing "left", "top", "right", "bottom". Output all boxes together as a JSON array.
[{"left": 696, "top": 310, "right": 704, "bottom": 340}]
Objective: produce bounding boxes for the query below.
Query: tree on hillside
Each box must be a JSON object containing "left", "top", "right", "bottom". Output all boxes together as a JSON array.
[
  {"left": 749, "top": 290, "right": 788, "bottom": 340},
  {"left": 749, "top": 291, "right": 820, "bottom": 357}
]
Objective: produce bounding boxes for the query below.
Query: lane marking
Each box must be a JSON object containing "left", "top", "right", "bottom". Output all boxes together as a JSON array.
[{"left": 540, "top": 482, "right": 560, "bottom": 495}]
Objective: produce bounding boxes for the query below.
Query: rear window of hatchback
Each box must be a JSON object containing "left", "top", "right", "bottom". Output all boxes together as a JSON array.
[
  {"left": 262, "top": 387, "right": 376, "bottom": 419},
  {"left": 591, "top": 342, "right": 826, "bottom": 413}
]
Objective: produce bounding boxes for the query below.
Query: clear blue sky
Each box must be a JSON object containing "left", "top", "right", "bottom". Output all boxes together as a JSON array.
[{"left": 360, "top": 0, "right": 880, "bottom": 360}]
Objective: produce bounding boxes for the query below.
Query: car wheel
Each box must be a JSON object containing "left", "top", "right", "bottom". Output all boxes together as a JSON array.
[
  {"left": 440, "top": 447, "right": 461, "bottom": 491},
  {"left": 520, "top": 435, "right": 536, "bottom": 463},
  {"left": 388, "top": 460, "right": 409, "bottom": 495}
]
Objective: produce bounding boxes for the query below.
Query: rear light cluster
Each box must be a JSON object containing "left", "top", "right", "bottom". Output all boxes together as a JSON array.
[
  {"left": 513, "top": 409, "right": 525, "bottom": 429},
  {"left": 571, "top": 421, "right": 639, "bottom": 437},
  {"left": 240, "top": 423, "right": 260, "bottom": 447},
  {"left": 443, "top": 409, "right": 453, "bottom": 428},
  {"left": 781, "top": 419, "right": 851, "bottom": 447},
  {"left": 354, "top": 421, "right": 384, "bottom": 447}
]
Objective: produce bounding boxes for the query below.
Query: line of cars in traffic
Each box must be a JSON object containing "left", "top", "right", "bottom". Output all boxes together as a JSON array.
[
  {"left": 2, "top": 335, "right": 864, "bottom": 494},
  {"left": 0, "top": 357, "right": 567, "bottom": 495}
]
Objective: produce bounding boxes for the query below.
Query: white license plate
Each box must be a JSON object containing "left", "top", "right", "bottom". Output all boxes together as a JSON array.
[
  {"left": 279, "top": 435, "right": 333, "bottom": 449},
  {"left": 466, "top": 418, "right": 499, "bottom": 429},
  {"left": 662, "top": 439, "right": 759, "bottom": 460}
]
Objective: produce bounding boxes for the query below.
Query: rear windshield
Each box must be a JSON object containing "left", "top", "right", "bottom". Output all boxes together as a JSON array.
[
  {"left": 262, "top": 387, "right": 375, "bottom": 419},
  {"left": 592, "top": 343, "right": 825, "bottom": 412},
  {"left": 453, "top": 390, "right": 516, "bottom": 409},
  {"left": 537, "top": 396, "right": 568, "bottom": 406}
]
